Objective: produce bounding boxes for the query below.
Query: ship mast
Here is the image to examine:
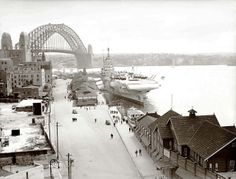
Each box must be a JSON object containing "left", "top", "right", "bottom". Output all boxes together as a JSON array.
[{"left": 101, "top": 48, "right": 114, "bottom": 78}]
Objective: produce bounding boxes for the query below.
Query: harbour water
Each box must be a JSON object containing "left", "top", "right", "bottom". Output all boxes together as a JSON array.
[{"left": 58, "top": 65, "right": 236, "bottom": 126}]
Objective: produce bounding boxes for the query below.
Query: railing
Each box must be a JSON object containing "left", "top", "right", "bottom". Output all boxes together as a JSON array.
[{"left": 166, "top": 149, "right": 226, "bottom": 179}]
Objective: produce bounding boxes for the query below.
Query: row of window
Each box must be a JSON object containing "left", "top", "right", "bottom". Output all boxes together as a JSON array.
[
  {"left": 11, "top": 74, "right": 40, "bottom": 78},
  {"left": 13, "top": 68, "right": 41, "bottom": 71},
  {"left": 209, "top": 163, "right": 218, "bottom": 171}
]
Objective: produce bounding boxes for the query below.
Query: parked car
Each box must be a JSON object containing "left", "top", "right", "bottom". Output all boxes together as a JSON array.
[
  {"left": 12, "top": 105, "right": 16, "bottom": 110},
  {"left": 72, "top": 118, "right": 77, "bottom": 122},
  {"left": 72, "top": 109, "right": 77, "bottom": 114},
  {"left": 105, "top": 120, "right": 111, "bottom": 125}
]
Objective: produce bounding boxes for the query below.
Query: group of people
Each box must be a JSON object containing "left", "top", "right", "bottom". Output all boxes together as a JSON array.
[
  {"left": 128, "top": 127, "right": 134, "bottom": 132},
  {"left": 83, "top": 106, "right": 96, "bottom": 111},
  {"left": 135, "top": 149, "right": 142, "bottom": 156}
]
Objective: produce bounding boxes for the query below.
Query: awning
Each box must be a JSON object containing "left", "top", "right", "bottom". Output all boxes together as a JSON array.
[
  {"left": 175, "top": 167, "right": 201, "bottom": 179},
  {"left": 141, "top": 136, "right": 150, "bottom": 146},
  {"left": 156, "top": 156, "right": 177, "bottom": 169}
]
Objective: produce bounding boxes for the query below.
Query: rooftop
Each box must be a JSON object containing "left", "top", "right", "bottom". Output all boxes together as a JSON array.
[
  {"left": 16, "top": 99, "right": 42, "bottom": 108},
  {"left": 156, "top": 109, "right": 181, "bottom": 139},
  {"left": 188, "top": 121, "right": 236, "bottom": 160},
  {"left": 170, "top": 114, "right": 220, "bottom": 145},
  {"left": 137, "top": 113, "right": 157, "bottom": 129},
  {"left": 0, "top": 103, "right": 50, "bottom": 153}
]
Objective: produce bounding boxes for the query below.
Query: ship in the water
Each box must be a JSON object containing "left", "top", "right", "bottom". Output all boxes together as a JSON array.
[{"left": 101, "top": 49, "right": 160, "bottom": 104}]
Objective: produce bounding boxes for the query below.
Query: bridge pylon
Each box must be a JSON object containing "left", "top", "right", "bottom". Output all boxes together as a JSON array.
[{"left": 75, "top": 51, "right": 92, "bottom": 69}]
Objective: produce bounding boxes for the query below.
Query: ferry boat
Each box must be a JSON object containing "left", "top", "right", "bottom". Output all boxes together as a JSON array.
[{"left": 101, "top": 49, "right": 160, "bottom": 104}]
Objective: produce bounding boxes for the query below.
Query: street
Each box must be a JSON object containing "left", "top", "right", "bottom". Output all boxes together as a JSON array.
[
  {"left": 51, "top": 79, "right": 143, "bottom": 179},
  {"left": 0, "top": 78, "right": 161, "bottom": 179}
]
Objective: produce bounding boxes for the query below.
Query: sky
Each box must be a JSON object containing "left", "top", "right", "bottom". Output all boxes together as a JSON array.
[{"left": 0, "top": 0, "right": 236, "bottom": 54}]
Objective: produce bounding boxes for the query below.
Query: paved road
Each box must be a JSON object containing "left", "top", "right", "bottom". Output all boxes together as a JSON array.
[{"left": 51, "top": 79, "right": 142, "bottom": 179}]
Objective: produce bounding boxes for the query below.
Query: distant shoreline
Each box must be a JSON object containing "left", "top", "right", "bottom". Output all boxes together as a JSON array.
[{"left": 46, "top": 53, "right": 236, "bottom": 68}]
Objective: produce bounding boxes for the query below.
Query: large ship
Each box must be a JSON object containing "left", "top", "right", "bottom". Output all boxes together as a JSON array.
[{"left": 101, "top": 49, "right": 160, "bottom": 104}]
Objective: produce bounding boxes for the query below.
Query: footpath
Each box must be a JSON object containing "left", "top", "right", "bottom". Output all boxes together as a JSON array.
[{"left": 107, "top": 106, "right": 165, "bottom": 179}]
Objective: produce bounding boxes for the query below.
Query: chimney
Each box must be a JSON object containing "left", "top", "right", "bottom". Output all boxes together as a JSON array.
[{"left": 188, "top": 107, "right": 197, "bottom": 118}]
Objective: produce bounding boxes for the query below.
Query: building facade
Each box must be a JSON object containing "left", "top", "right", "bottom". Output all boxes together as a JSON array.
[
  {"left": 148, "top": 108, "right": 236, "bottom": 179},
  {"left": 11, "top": 62, "right": 42, "bottom": 89},
  {"left": 0, "top": 58, "right": 13, "bottom": 96}
]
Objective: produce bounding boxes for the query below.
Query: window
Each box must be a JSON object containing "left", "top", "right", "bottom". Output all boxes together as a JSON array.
[
  {"left": 209, "top": 163, "right": 212, "bottom": 170},
  {"left": 183, "top": 147, "right": 188, "bottom": 157},
  {"left": 215, "top": 163, "right": 218, "bottom": 171},
  {"left": 232, "top": 142, "right": 236, "bottom": 148}
]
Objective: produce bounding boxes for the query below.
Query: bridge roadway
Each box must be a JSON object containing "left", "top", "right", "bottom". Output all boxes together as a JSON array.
[{"left": 51, "top": 79, "right": 144, "bottom": 179}]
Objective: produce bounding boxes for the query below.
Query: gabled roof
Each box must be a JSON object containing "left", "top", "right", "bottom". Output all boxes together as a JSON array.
[
  {"left": 222, "top": 126, "right": 236, "bottom": 135},
  {"left": 156, "top": 110, "right": 181, "bottom": 139},
  {"left": 158, "top": 109, "right": 181, "bottom": 126},
  {"left": 138, "top": 114, "right": 157, "bottom": 129},
  {"left": 147, "top": 112, "right": 160, "bottom": 131},
  {"left": 170, "top": 115, "right": 220, "bottom": 145},
  {"left": 148, "top": 112, "right": 160, "bottom": 118},
  {"left": 188, "top": 121, "right": 236, "bottom": 160}
]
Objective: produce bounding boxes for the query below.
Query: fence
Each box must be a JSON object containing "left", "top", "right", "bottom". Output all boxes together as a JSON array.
[
  {"left": 0, "top": 164, "right": 44, "bottom": 179},
  {"left": 0, "top": 124, "right": 54, "bottom": 166},
  {"left": 167, "top": 150, "right": 226, "bottom": 179}
]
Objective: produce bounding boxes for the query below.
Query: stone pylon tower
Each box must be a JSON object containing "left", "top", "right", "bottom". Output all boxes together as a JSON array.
[
  {"left": 1, "top": 32, "right": 13, "bottom": 50},
  {"left": 76, "top": 44, "right": 93, "bottom": 69},
  {"left": 19, "top": 32, "right": 32, "bottom": 62}
]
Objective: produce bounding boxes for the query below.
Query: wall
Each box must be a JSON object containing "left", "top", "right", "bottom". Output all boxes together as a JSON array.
[
  {"left": 208, "top": 140, "right": 236, "bottom": 172},
  {"left": 0, "top": 150, "right": 48, "bottom": 166},
  {"left": 0, "top": 164, "right": 44, "bottom": 179},
  {"left": 167, "top": 150, "right": 226, "bottom": 179}
]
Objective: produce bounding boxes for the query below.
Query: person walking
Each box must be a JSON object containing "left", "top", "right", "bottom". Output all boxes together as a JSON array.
[
  {"left": 94, "top": 118, "right": 97, "bottom": 123},
  {"left": 129, "top": 127, "right": 131, "bottom": 132},
  {"left": 135, "top": 150, "right": 138, "bottom": 157},
  {"left": 110, "top": 133, "right": 113, "bottom": 139},
  {"left": 139, "top": 149, "right": 142, "bottom": 156}
]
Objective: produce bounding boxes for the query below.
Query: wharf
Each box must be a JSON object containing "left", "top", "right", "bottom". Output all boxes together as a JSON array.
[{"left": 50, "top": 79, "right": 162, "bottom": 179}]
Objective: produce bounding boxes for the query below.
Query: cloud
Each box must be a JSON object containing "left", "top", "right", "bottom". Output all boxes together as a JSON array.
[{"left": 0, "top": 0, "right": 235, "bottom": 53}]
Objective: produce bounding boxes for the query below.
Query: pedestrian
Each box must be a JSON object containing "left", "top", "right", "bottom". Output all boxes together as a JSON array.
[
  {"left": 139, "top": 149, "right": 142, "bottom": 156},
  {"left": 129, "top": 127, "right": 131, "bottom": 132},
  {"left": 135, "top": 150, "right": 138, "bottom": 157},
  {"left": 111, "top": 133, "right": 113, "bottom": 139},
  {"left": 113, "top": 122, "right": 116, "bottom": 127},
  {"left": 121, "top": 120, "right": 123, "bottom": 124},
  {"left": 94, "top": 118, "right": 97, "bottom": 123}
]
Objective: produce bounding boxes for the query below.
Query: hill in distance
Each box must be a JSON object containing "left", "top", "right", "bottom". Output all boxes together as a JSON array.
[{"left": 46, "top": 53, "right": 236, "bottom": 68}]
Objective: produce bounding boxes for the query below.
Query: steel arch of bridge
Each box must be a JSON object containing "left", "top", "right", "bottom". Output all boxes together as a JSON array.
[
  {"left": 29, "top": 23, "right": 87, "bottom": 53},
  {"left": 24, "top": 23, "right": 92, "bottom": 68}
]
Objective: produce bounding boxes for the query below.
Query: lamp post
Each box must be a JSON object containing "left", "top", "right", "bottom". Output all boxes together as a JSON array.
[
  {"left": 49, "top": 159, "right": 59, "bottom": 179},
  {"left": 48, "top": 100, "right": 51, "bottom": 141},
  {"left": 56, "top": 122, "right": 59, "bottom": 160},
  {"left": 67, "top": 153, "right": 74, "bottom": 179}
]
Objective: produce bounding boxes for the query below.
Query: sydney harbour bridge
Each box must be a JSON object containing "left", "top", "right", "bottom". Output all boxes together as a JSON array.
[{"left": 17, "top": 23, "right": 93, "bottom": 68}]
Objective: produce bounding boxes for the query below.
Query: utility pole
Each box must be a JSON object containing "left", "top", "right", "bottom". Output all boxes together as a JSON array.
[
  {"left": 56, "top": 122, "right": 59, "bottom": 160},
  {"left": 67, "top": 153, "right": 73, "bottom": 179},
  {"left": 48, "top": 100, "right": 51, "bottom": 141}
]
